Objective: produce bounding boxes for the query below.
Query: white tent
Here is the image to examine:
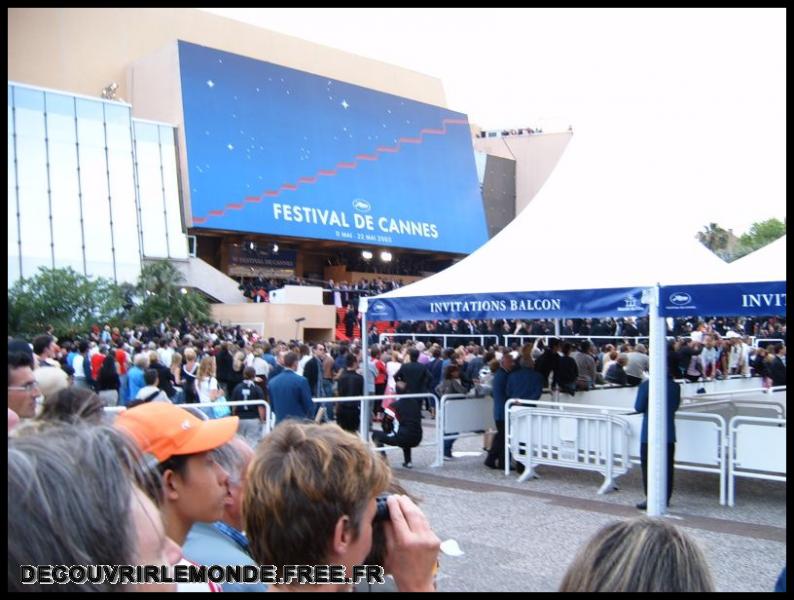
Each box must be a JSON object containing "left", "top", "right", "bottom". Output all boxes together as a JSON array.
[
  {"left": 378, "top": 136, "right": 732, "bottom": 301},
  {"left": 360, "top": 135, "right": 785, "bottom": 517}
]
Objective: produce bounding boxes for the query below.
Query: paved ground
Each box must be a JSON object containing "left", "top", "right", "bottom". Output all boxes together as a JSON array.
[{"left": 375, "top": 419, "right": 786, "bottom": 592}]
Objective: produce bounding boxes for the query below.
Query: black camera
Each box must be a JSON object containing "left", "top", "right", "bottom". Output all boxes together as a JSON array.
[{"left": 374, "top": 494, "right": 391, "bottom": 523}]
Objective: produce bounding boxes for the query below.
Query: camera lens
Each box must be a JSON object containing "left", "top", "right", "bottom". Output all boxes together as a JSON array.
[{"left": 373, "top": 493, "right": 390, "bottom": 523}]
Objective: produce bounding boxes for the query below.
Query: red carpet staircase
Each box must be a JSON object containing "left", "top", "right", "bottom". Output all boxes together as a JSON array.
[{"left": 334, "top": 307, "right": 394, "bottom": 342}]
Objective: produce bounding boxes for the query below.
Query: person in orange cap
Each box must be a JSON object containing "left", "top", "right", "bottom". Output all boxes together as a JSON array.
[{"left": 116, "top": 402, "right": 239, "bottom": 591}]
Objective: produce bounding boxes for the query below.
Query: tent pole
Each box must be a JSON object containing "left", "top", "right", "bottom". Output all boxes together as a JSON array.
[
  {"left": 647, "top": 285, "right": 668, "bottom": 517},
  {"left": 554, "top": 318, "right": 560, "bottom": 336},
  {"left": 359, "top": 298, "right": 370, "bottom": 442}
]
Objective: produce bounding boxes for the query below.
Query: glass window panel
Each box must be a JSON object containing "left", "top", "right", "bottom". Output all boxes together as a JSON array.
[
  {"left": 105, "top": 102, "right": 132, "bottom": 152},
  {"left": 48, "top": 139, "right": 85, "bottom": 274},
  {"left": 13, "top": 87, "right": 46, "bottom": 140},
  {"left": 45, "top": 93, "right": 85, "bottom": 275},
  {"left": 8, "top": 87, "right": 21, "bottom": 284},
  {"left": 107, "top": 148, "right": 140, "bottom": 283},
  {"left": 76, "top": 99, "right": 105, "bottom": 149},
  {"left": 15, "top": 94, "right": 53, "bottom": 278},
  {"left": 134, "top": 121, "right": 168, "bottom": 258},
  {"left": 79, "top": 143, "right": 115, "bottom": 280},
  {"left": 44, "top": 92, "right": 76, "bottom": 143},
  {"left": 160, "top": 126, "right": 188, "bottom": 259}
]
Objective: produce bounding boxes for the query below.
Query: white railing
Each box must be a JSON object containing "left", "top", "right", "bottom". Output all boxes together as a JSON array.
[
  {"left": 432, "top": 393, "right": 495, "bottom": 468},
  {"left": 727, "top": 415, "right": 786, "bottom": 507},
  {"left": 503, "top": 334, "right": 650, "bottom": 348},
  {"left": 753, "top": 337, "right": 784, "bottom": 348},
  {"left": 378, "top": 333, "right": 499, "bottom": 348},
  {"left": 507, "top": 399, "right": 632, "bottom": 494},
  {"left": 681, "top": 387, "right": 786, "bottom": 420},
  {"left": 672, "top": 412, "right": 727, "bottom": 505},
  {"left": 104, "top": 400, "right": 273, "bottom": 435},
  {"left": 312, "top": 393, "right": 439, "bottom": 454}
]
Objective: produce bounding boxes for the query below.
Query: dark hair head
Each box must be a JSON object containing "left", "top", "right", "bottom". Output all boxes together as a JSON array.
[
  {"left": 283, "top": 351, "right": 299, "bottom": 369},
  {"left": 408, "top": 348, "right": 420, "bottom": 362},
  {"left": 143, "top": 368, "right": 158, "bottom": 386},
  {"left": 8, "top": 351, "right": 34, "bottom": 371},
  {"left": 32, "top": 335, "right": 55, "bottom": 356},
  {"left": 346, "top": 353, "right": 358, "bottom": 368},
  {"left": 444, "top": 364, "right": 460, "bottom": 379},
  {"left": 243, "top": 366, "right": 257, "bottom": 380}
]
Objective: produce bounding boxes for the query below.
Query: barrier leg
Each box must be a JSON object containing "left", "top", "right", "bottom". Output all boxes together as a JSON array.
[
  {"left": 431, "top": 398, "right": 443, "bottom": 468},
  {"left": 598, "top": 477, "right": 618, "bottom": 495},
  {"left": 516, "top": 463, "right": 536, "bottom": 483}
]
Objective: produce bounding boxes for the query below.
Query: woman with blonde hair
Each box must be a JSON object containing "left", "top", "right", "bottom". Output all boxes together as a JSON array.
[
  {"left": 196, "top": 355, "right": 225, "bottom": 418},
  {"left": 559, "top": 518, "right": 714, "bottom": 592},
  {"left": 169, "top": 352, "right": 183, "bottom": 403}
]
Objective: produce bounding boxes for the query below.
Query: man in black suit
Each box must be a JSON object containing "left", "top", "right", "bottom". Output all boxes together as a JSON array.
[
  {"left": 393, "top": 348, "right": 432, "bottom": 396},
  {"left": 766, "top": 344, "right": 787, "bottom": 386},
  {"left": 336, "top": 354, "right": 363, "bottom": 433}
]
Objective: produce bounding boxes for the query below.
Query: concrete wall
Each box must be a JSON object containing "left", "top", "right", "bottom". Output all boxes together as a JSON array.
[
  {"left": 211, "top": 302, "right": 335, "bottom": 342},
  {"left": 474, "top": 132, "right": 573, "bottom": 214},
  {"left": 8, "top": 8, "right": 447, "bottom": 110}
]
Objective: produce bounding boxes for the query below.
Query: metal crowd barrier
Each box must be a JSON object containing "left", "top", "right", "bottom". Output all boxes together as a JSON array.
[
  {"left": 378, "top": 333, "right": 499, "bottom": 348},
  {"left": 506, "top": 399, "right": 632, "bottom": 494},
  {"left": 727, "top": 415, "right": 786, "bottom": 507},
  {"left": 104, "top": 400, "right": 273, "bottom": 436},
  {"left": 431, "top": 393, "right": 495, "bottom": 468}
]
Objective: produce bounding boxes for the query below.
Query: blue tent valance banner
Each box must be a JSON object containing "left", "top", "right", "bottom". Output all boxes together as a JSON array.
[
  {"left": 366, "top": 287, "right": 649, "bottom": 321},
  {"left": 659, "top": 282, "right": 786, "bottom": 317}
]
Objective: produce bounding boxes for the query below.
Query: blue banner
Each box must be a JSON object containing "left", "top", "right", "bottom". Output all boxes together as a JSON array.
[
  {"left": 659, "top": 282, "right": 786, "bottom": 317},
  {"left": 178, "top": 41, "right": 488, "bottom": 254},
  {"left": 366, "top": 287, "right": 649, "bottom": 321}
]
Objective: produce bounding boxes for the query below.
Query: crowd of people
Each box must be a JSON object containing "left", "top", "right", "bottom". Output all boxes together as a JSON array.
[
  {"left": 7, "top": 315, "right": 787, "bottom": 591},
  {"left": 238, "top": 275, "right": 405, "bottom": 304}
]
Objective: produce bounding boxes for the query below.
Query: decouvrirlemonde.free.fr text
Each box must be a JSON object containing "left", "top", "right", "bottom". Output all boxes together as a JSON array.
[{"left": 20, "top": 564, "right": 385, "bottom": 585}]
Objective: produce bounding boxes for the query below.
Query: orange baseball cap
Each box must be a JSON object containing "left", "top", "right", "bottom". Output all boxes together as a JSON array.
[{"left": 115, "top": 402, "right": 239, "bottom": 463}]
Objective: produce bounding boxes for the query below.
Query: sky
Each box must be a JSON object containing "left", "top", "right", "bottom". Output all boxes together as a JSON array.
[{"left": 199, "top": 8, "right": 786, "bottom": 238}]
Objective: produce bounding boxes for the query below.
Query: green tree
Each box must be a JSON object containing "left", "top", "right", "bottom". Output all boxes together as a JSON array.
[
  {"left": 132, "top": 260, "right": 211, "bottom": 326},
  {"left": 736, "top": 218, "right": 786, "bottom": 256},
  {"left": 8, "top": 267, "right": 126, "bottom": 340}
]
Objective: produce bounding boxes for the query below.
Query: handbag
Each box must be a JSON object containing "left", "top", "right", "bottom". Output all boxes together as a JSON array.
[{"left": 212, "top": 379, "right": 232, "bottom": 418}]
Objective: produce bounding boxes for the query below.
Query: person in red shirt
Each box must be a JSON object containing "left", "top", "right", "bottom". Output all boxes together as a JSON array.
[
  {"left": 91, "top": 346, "right": 107, "bottom": 382},
  {"left": 371, "top": 347, "right": 388, "bottom": 421}
]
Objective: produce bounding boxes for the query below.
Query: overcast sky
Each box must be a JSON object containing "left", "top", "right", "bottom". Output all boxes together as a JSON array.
[{"left": 200, "top": 8, "right": 785, "bottom": 237}]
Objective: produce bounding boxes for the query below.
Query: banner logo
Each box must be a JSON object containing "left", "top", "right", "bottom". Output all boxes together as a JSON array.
[
  {"left": 352, "top": 198, "right": 372, "bottom": 213},
  {"left": 669, "top": 292, "right": 692, "bottom": 306},
  {"left": 370, "top": 301, "right": 388, "bottom": 314},
  {"left": 617, "top": 294, "right": 642, "bottom": 311}
]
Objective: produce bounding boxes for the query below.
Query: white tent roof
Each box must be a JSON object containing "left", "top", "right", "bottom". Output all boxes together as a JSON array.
[
  {"left": 727, "top": 235, "right": 786, "bottom": 283},
  {"left": 379, "top": 135, "right": 732, "bottom": 300}
]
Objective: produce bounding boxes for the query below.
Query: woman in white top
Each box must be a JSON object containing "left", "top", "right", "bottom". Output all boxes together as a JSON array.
[
  {"left": 196, "top": 356, "right": 222, "bottom": 418},
  {"left": 385, "top": 350, "right": 403, "bottom": 395}
]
